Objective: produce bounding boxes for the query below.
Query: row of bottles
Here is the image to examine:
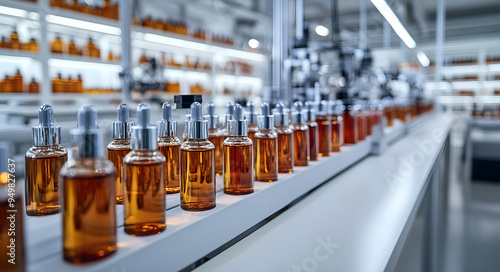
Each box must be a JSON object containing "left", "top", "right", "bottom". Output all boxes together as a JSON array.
[
  {"left": 0, "top": 70, "right": 39, "bottom": 93},
  {"left": 50, "top": 0, "right": 120, "bottom": 20},
  {"left": 51, "top": 36, "right": 107, "bottom": 59},
  {"left": 52, "top": 73, "right": 83, "bottom": 93},
  {"left": 0, "top": 29, "right": 38, "bottom": 52}
]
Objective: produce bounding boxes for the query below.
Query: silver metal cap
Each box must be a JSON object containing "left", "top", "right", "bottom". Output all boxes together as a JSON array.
[
  {"left": 273, "top": 101, "right": 289, "bottom": 127},
  {"left": 292, "top": 101, "right": 306, "bottom": 124},
  {"left": 71, "top": 105, "right": 104, "bottom": 158},
  {"left": 305, "top": 101, "right": 316, "bottom": 121},
  {"left": 229, "top": 103, "right": 248, "bottom": 136},
  {"left": 185, "top": 102, "right": 208, "bottom": 139},
  {"left": 158, "top": 102, "right": 177, "bottom": 137},
  {"left": 257, "top": 102, "right": 274, "bottom": 130},
  {"left": 32, "top": 104, "right": 61, "bottom": 146},
  {"left": 245, "top": 101, "right": 258, "bottom": 124},
  {"left": 112, "top": 103, "right": 133, "bottom": 139},
  {"left": 223, "top": 102, "right": 234, "bottom": 131},
  {"left": 131, "top": 103, "right": 157, "bottom": 150},
  {"left": 318, "top": 100, "right": 329, "bottom": 115},
  {"left": 204, "top": 102, "right": 219, "bottom": 129}
]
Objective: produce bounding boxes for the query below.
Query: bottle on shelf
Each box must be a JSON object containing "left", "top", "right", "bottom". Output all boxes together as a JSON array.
[
  {"left": 158, "top": 102, "right": 181, "bottom": 194},
  {"left": 25, "top": 105, "right": 68, "bottom": 216},
  {"left": 255, "top": 102, "right": 278, "bottom": 182},
  {"left": 52, "top": 73, "right": 64, "bottom": 93},
  {"left": 83, "top": 37, "right": 99, "bottom": 58},
  {"left": 75, "top": 74, "right": 83, "bottom": 93},
  {"left": 60, "top": 105, "right": 117, "bottom": 263},
  {"left": 329, "top": 101, "right": 344, "bottom": 150},
  {"left": 224, "top": 103, "right": 253, "bottom": 195},
  {"left": 356, "top": 102, "right": 366, "bottom": 141},
  {"left": 291, "top": 102, "right": 309, "bottom": 166},
  {"left": 316, "top": 100, "right": 331, "bottom": 157},
  {"left": 29, "top": 78, "right": 39, "bottom": 93},
  {"left": 0, "top": 75, "right": 13, "bottom": 93},
  {"left": 273, "top": 102, "right": 293, "bottom": 173},
  {"left": 107, "top": 104, "right": 132, "bottom": 204},
  {"left": 10, "top": 29, "right": 20, "bottom": 50},
  {"left": 0, "top": 36, "right": 8, "bottom": 48},
  {"left": 12, "top": 69, "right": 23, "bottom": 93},
  {"left": 68, "top": 38, "right": 79, "bottom": 55},
  {"left": 181, "top": 102, "right": 216, "bottom": 211},
  {"left": 102, "top": 0, "right": 113, "bottom": 19},
  {"left": 28, "top": 38, "right": 38, "bottom": 52},
  {"left": 205, "top": 102, "right": 224, "bottom": 177},
  {"left": 343, "top": 102, "right": 358, "bottom": 144},
  {"left": 305, "top": 101, "right": 318, "bottom": 161},
  {"left": 64, "top": 75, "right": 74, "bottom": 93},
  {"left": 124, "top": 104, "right": 166, "bottom": 235},
  {"left": 51, "top": 36, "right": 64, "bottom": 53}
]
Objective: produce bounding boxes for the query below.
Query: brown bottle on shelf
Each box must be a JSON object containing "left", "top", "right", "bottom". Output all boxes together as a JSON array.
[
  {"left": 28, "top": 38, "right": 38, "bottom": 52},
  {"left": 26, "top": 105, "right": 68, "bottom": 216},
  {"left": 84, "top": 37, "right": 99, "bottom": 58},
  {"left": 205, "top": 102, "right": 224, "bottom": 177},
  {"left": 64, "top": 76, "right": 74, "bottom": 92},
  {"left": 61, "top": 105, "right": 117, "bottom": 263},
  {"left": 254, "top": 102, "right": 278, "bottom": 182},
  {"left": 305, "top": 101, "right": 318, "bottom": 161},
  {"left": 51, "top": 36, "right": 63, "bottom": 53},
  {"left": 0, "top": 36, "right": 8, "bottom": 48},
  {"left": 29, "top": 78, "right": 39, "bottom": 93},
  {"left": 10, "top": 29, "right": 20, "bottom": 50},
  {"left": 0, "top": 75, "right": 13, "bottom": 93},
  {"left": 68, "top": 39, "right": 78, "bottom": 55},
  {"left": 69, "top": 0, "right": 79, "bottom": 11},
  {"left": 273, "top": 102, "right": 294, "bottom": 173},
  {"left": 291, "top": 102, "right": 309, "bottom": 166},
  {"left": 316, "top": 100, "right": 331, "bottom": 157},
  {"left": 224, "top": 104, "right": 254, "bottom": 195},
  {"left": 52, "top": 73, "right": 64, "bottom": 93},
  {"left": 12, "top": 69, "right": 23, "bottom": 93},
  {"left": 158, "top": 103, "right": 181, "bottom": 194},
  {"left": 102, "top": 0, "right": 112, "bottom": 19},
  {"left": 75, "top": 74, "right": 83, "bottom": 93},
  {"left": 343, "top": 103, "right": 358, "bottom": 144},
  {"left": 329, "top": 101, "right": 344, "bottom": 151}
]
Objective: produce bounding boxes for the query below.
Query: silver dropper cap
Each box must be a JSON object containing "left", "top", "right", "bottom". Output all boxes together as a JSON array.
[
  {"left": 229, "top": 104, "right": 248, "bottom": 136},
  {"left": 305, "top": 101, "right": 316, "bottom": 121},
  {"left": 223, "top": 102, "right": 234, "bottom": 131},
  {"left": 273, "top": 101, "right": 289, "bottom": 127},
  {"left": 32, "top": 104, "right": 61, "bottom": 146},
  {"left": 204, "top": 102, "right": 219, "bottom": 129},
  {"left": 318, "top": 100, "right": 329, "bottom": 116},
  {"left": 257, "top": 102, "right": 274, "bottom": 130},
  {"left": 158, "top": 102, "right": 177, "bottom": 137},
  {"left": 245, "top": 101, "right": 258, "bottom": 124},
  {"left": 292, "top": 101, "right": 306, "bottom": 124},
  {"left": 185, "top": 102, "right": 208, "bottom": 139},
  {"left": 131, "top": 103, "right": 157, "bottom": 150},
  {"left": 71, "top": 105, "right": 103, "bottom": 158},
  {"left": 112, "top": 104, "right": 133, "bottom": 139}
]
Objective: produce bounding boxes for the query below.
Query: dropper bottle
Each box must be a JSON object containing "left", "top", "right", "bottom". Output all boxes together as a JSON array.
[
  {"left": 25, "top": 104, "right": 68, "bottom": 216},
  {"left": 107, "top": 104, "right": 132, "bottom": 204},
  {"left": 305, "top": 101, "right": 319, "bottom": 161},
  {"left": 60, "top": 105, "right": 117, "bottom": 263},
  {"left": 254, "top": 102, "right": 278, "bottom": 182},
  {"left": 205, "top": 102, "right": 224, "bottom": 176},
  {"left": 224, "top": 103, "right": 253, "bottom": 195},
  {"left": 246, "top": 101, "right": 258, "bottom": 142},
  {"left": 180, "top": 102, "right": 216, "bottom": 211},
  {"left": 291, "top": 101, "right": 309, "bottom": 166},
  {"left": 158, "top": 102, "right": 181, "bottom": 194},
  {"left": 221, "top": 102, "right": 234, "bottom": 139},
  {"left": 123, "top": 103, "right": 166, "bottom": 236},
  {"left": 274, "top": 102, "right": 293, "bottom": 173},
  {"left": 316, "top": 100, "right": 331, "bottom": 157}
]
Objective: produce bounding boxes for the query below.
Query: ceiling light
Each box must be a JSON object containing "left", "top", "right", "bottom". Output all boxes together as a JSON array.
[
  {"left": 46, "top": 15, "right": 121, "bottom": 35},
  {"left": 370, "top": 0, "right": 416, "bottom": 48},
  {"left": 248, "top": 39, "right": 259, "bottom": 49},
  {"left": 417, "top": 52, "right": 430, "bottom": 67},
  {"left": 315, "top": 25, "right": 329, "bottom": 37}
]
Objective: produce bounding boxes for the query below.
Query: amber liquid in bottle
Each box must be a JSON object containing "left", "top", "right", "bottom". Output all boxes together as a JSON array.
[
  {"left": 108, "top": 140, "right": 130, "bottom": 204},
  {"left": 357, "top": 111, "right": 366, "bottom": 141},
  {"left": 158, "top": 137, "right": 181, "bottom": 194},
  {"left": 330, "top": 115, "right": 341, "bottom": 151},
  {"left": 180, "top": 140, "right": 215, "bottom": 211},
  {"left": 247, "top": 124, "right": 258, "bottom": 143},
  {"left": 343, "top": 109, "right": 358, "bottom": 144},
  {"left": 25, "top": 146, "right": 67, "bottom": 216},
  {"left": 124, "top": 152, "right": 166, "bottom": 236},
  {"left": 208, "top": 128, "right": 224, "bottom": 176},
  {"left": 292, "top": 124, "right": 309, "bottom": 166},
  {"left": 224, "top": 137, "right": 253, "bottom": 195},
  {"left": 307, "top": 120, "right": 318, "bottom": 161},
  {"left": 316, "top": 115, "right": 331, "bottom": 157},
  {"left": 254, "top": 130, "right": 278, "bottom": 181},
  {"left": 1, "top": 187, "right": 26, "bottom": 271},
  {"left": 62, "top": 171, "right": 117, "bottom": 263},
  {"left": 276, "top": 126, "right": 293, "bottom": 173}
]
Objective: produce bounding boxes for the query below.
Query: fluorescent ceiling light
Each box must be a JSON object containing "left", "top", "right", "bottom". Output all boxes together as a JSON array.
[
  {"left": 49, "top": 59, "right": 122, "bottom": 72},
  {"left": 315, "top": 25, "right": 329, "bottom": 37},
  {"left": 370, "top": 0, "right": 416, "bottom": 48},
  {"left": 248, "top": 39, "right": 259, "bottom": 49},
  {"left": 417, "top": 52, "right": 430, "bottom": 67},
  {"left": 0, "top": 6, "right": 28, "bottom": 17},
  {"left": 46, "top": 15, "right": 121, "bottom": 35}
]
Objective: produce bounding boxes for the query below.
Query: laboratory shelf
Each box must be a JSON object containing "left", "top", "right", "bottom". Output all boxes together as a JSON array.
[
  {"left": 0, "top": 48, "right": 40, "bottom": 61},
  {"left": 0, "top": 0, "right": 39, "bottom": 14}
]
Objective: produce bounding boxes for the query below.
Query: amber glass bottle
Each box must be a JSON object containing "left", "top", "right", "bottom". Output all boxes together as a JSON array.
[
  {"left": 343, "top": 104, "right": 359, "bottom": 144},
  {"left": 356, "top": 103, "right": 366, "bottom": 141},
  {"left": 205, "top": 102, "right": 223, "bottom": 176},
  {"left": 10, "top": 29, "right": 20, "bottom": 50},
  {"left": 28, "top": 38, "right": 38, "bottom": 52},
  {"left": 291, "top": 102, "right": 309, "bottom": 166},
  {"left": 75, "top": 74, "right": 83, "bottom": 93},
  {"left": 273, "top": 102, "right": 293, "bottom": 173},
  {"left": 25, "top": 105, "right": 67, "bottom": 216},
  {"left": 316, "top": 100, "right": 331, "bottom": 157},
  {"left": 52, "top": 73, "right": 64, "bottom": 93},
  {"left": 68, "top": 39, "right": 78, "bottom": 55},
  {"left": 255, "top": 102, "right": 278, "bottom": 181},
  {"left": 29, "top": 78, "right": 39, "bottom": 93},
  {"left": 60, "top": 105, "right": 117, "bottom": 263},
  {"left": 12, "top": 69, "right": 23, "bottom": 93},
  {"left": 305, "top": 101, "right": 318, "bottom": 161},
  {"left": 181, "top": 102, "right": 216, "bottom": 211},
  {"left": 224, "top": 104, "right": 253, "bottom": 195},
  {"left": 158, "top": 102, "right": 181, "bottom": 194},
  {"left": 124, "top": 104, "right": 166, "bottom": 236},
  {"left": 51, "top": 36, "right": 63, "bottom": 53},
  {"left": 107, "top": 104, "right": 132, "bottom": 204}
]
